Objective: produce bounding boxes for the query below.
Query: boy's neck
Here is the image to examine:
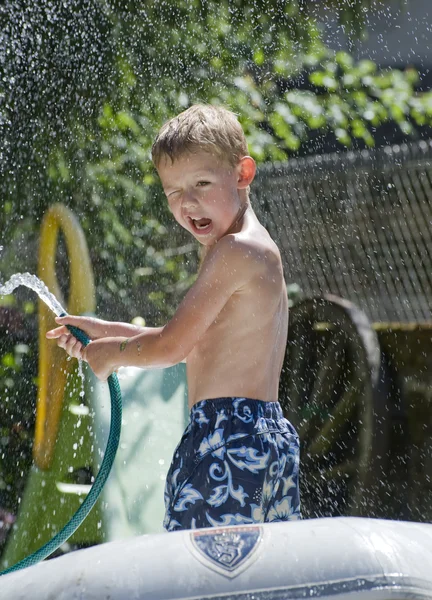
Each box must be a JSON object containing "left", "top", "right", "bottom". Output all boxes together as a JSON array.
[
  {"left": 198, "top": 202, "right": 250, "bottom": 270},
  {"left": 224, "top": 202, "right": 249, "bottom": 238}
]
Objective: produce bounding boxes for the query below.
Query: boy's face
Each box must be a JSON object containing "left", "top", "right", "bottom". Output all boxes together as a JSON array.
[{"left": 157, "top": 152, "right": 244, "bottom": 245}]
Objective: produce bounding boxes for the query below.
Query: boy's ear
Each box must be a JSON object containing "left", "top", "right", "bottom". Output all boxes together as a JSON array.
[{"left": 236, "top": 156, "right": 256, "bottom": 189}]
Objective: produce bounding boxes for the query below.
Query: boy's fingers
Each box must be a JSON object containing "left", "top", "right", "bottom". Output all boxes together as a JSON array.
[
  {"left": 46, "top": 325, "right": 69, "bottom": 339},
  {"left": 65, "top": 337, "right": 83, "bottom": 358},
  {"left": 57, "top": 334, "right": 83, "bottom": 358},
  {"left": 55, "top": 315, "right": 87, "bottom": 326}
]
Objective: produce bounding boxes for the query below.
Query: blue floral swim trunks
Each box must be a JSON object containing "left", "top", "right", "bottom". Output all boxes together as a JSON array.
[{"left": 164, "top": 397, "right": 301, "bottom": 531}]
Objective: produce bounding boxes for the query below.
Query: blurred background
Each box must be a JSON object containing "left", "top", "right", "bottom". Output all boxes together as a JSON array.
[{"left": 1, "top": 0, "right": 431, "bottom": 561}]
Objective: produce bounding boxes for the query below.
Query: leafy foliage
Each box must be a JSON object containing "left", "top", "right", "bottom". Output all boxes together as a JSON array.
[
  {"left": 44, "top": 48, "right": 432, "bottom": 320},
  {"left": 1, "top": 0, "right": 432, "bottom": 548},
  {"left": 1, "top": 1, "right": 432, "bottom": 318}
]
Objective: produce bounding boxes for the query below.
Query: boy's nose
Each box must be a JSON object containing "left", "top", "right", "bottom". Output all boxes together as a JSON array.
[{"left": 181, "top": 190, "right": 198, "bottom": 208}]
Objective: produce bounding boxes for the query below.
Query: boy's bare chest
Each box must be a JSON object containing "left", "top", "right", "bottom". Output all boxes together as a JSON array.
[
  {"left": 189, "top": 285, "right": 286, "bottom": 360},
  {"left": 185, "top": 285, "right": 288, "bottom": 405}
]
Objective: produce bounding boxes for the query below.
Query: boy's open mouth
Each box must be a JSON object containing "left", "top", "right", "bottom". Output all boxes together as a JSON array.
[{"left": 190, "top": 217, "right": 212, "bottom": 233}]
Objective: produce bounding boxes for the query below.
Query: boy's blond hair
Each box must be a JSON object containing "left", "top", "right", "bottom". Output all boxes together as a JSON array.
[{"left": 152, "top": 104, "right": 248, "bottom": 169}]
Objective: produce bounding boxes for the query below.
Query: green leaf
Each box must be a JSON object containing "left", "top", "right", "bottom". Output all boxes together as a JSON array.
[
  {"left": 2, "top": 353, "right": 16, "bottom": 368},
  {"left": 335, "top": 128, "right": 352, "bottom": 146},
  {"left": 253, "top": 48, "right": 265, "bottom": 66},
  {"left": 335, "top": 51, "right": 354, "bottom": 71},
  {"left": 309, "top": 71, "right": 326, "bottom": 87},
  {"left": 357, "top": 59, "right": 377, "bottom": 76}
]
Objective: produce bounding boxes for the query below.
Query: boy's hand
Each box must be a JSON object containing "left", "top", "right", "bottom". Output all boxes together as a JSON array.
[
  {"left": 46, "top": 314, "right": 113, "bottom": 360},
  {"left": 47, "top": 315, "right": 110, "bottom": 342},
  {"left": 82, "top": 338, "right": 118, "bottom": 381},
  {"left": 46, "top": 315, "right": 118, "bottom": 380},
  {"left": 46, "top": 318, "right": 87, "bottom": 360}
]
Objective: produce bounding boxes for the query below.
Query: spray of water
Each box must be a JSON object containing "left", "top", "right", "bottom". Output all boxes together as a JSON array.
[
  {"left": 0, "top": 272, "right": 124, "bottom": 575},
  {"left": 0, "top": 273, "right": 66, "bottom": 316},
  {"left": 0, "top": 272, "right": 92, "bottom": 401}
]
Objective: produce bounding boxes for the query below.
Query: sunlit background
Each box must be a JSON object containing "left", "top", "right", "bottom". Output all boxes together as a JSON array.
[{"left": 1, "top": 0, "right": 431, "bottom": 561}]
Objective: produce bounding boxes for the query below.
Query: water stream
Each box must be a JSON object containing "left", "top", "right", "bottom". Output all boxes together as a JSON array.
[
  {"left": 0, "top": 272, "right": 66, "bottom": 316},
  {"left": 0, "top": 272, "right": 87, "bottom": 397}
]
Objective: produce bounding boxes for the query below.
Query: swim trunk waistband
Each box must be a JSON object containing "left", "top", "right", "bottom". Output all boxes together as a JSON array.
[{"left": 190, "top": 397, "right": 285, "bottom": 423}]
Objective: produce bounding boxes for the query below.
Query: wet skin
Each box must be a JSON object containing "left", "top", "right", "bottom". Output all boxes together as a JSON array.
[{"left": 47, "top": 153, "right": 289, "bottom": 408}]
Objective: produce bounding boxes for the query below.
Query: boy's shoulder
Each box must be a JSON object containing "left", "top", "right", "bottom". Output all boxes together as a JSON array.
[{"left": 206, "top": 231, "right": 280, "bottom": 276}]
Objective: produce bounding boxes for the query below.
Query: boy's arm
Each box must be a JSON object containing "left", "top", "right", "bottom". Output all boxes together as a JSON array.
[
  {"left": 47, "top": 318, "right": 166, "bottom": 376},
  {"left": 80, "top": 236, "right": 256, "bottom": 378},
  {"left": 93, "top": 320, "right": 147, "bottom": 338},
  {"left": 47, "top": 316, "right": 148, "bottom": 341}
]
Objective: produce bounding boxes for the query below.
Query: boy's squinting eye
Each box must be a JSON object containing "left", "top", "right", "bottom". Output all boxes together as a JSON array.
[{"left": 197, "top": 181, "right": 210, "bottom": 187}]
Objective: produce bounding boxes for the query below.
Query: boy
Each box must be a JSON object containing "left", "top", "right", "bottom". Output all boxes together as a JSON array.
[{"left": 47, "top": 104, "right": 301, "bottom": 531}]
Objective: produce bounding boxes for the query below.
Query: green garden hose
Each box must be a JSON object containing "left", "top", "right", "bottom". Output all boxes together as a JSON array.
[{"left": 0, "top": 316, "right": 122, "bottom": 576}]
